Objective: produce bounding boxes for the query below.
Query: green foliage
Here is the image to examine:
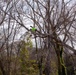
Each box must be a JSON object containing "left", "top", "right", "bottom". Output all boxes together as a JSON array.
[
  {"left": 19, "top": 40, "right": 38, "bottom": 75},
  {"left": 26, "top": 38, "right": 33, "bottom": 48}
]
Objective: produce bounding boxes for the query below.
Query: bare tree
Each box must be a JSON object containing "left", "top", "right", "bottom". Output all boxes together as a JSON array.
[
  {"left": 0, "top": 1, "right": 23, "bottom": 75},
  {"left": 14, "top": 0, "right": 76, "bottom": 75},
  {"left": 0, "top": 0, "right": 76, "bottom": 75}
]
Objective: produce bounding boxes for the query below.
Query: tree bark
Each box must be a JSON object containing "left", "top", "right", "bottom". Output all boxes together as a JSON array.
[
  {"left": 0, "top": 60, "right": 6, "bottom": 75},
  {"left": 56, "top": 43, "right": 67, "bottom": 75}
]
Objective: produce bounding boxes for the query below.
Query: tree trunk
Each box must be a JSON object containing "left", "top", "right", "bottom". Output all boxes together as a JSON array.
[
  {"left": 0, "top": 60, "right": 6, "bottom": 75},
  {"left": 38, "top": 56, "right": 43, "bottom": 75},
  {"left": 56, "top": 43, "right": 67, "bottom": 75},
  {"left": 43, "top": 52, "right": 51, "bottom": 75},
  {"left": 43, "top": 0, "right": 51, "bottom": 74}
]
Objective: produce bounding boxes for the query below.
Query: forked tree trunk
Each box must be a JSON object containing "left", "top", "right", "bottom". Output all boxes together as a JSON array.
[{"left": 56, "top": 43, "right": 67, "bottom": 75}]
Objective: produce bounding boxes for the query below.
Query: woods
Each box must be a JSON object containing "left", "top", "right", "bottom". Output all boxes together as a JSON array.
[{"left": 0, "top": 0, "right": 76, "bottom": 75}]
